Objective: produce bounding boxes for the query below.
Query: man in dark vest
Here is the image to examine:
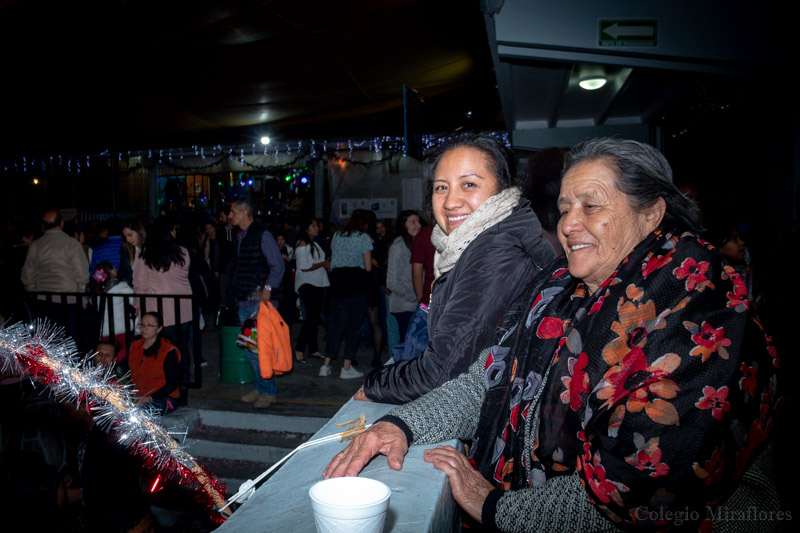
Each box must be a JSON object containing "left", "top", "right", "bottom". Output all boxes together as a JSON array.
[{"left": 227, "top": 198, "right": 284, "bottom": 408}]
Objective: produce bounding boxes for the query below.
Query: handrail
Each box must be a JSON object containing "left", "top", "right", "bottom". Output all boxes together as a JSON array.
[{"left": 25, "top": 291, "right": 203, "bottom": 388}]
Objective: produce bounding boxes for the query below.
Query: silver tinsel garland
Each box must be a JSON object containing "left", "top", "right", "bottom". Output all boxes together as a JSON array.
[{"left": 0, "top": 320, "right": 231, "bottom": 518}]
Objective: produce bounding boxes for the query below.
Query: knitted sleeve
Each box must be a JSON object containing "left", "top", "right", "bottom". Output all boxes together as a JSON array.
[
  {"left": 483, "top": 471, "right": 616, "bottom": 532},
  {"left": 381, "top": 349, "right": 488, "bottom": 445}
]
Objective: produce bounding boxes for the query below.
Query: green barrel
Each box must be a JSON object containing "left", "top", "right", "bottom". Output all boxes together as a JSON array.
[{"left": 219, "top": 326, "right": 255, "bottom": 383}]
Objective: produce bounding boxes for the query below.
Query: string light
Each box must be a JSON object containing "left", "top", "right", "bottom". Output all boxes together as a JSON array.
[{"left": 1, "top": 133, "right": 508, "bottom": 175}]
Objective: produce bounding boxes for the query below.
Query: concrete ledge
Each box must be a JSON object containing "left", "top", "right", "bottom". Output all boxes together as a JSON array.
[
  {"left": 185, "top": 438, "right": 291, "bottom": 464},
  {"left": 198, "top": 409, "right": 327, "bottom": 434},
  {"left": 161, "top": 407, "right": 201, "bottom": 434}
]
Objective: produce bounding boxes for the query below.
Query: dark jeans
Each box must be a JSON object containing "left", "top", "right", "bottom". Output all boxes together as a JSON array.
[
  {"left": 325, "top": 292, "right": 367, "bottom": 362},
  {"left": 392, "top": 311, "right": 414, "bottom": 342},
  {"left": 295, "top": 284, "right": 325, "bottom": 355},
  {"left": 162, "top": 322, "right": 193, "bottom": 383}
]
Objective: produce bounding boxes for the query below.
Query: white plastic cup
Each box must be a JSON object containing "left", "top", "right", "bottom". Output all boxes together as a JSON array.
[{"left": 309, "top": 477, "right": 391, "bottom": 533}]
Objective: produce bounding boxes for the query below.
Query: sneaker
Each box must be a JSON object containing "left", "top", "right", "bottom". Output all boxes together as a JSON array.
[
  {"left": 318, "top": 365, "right": 331, "bottom": 377},
  {"left": 241, "top": 390, "right": 260, "bottom": 403},
  {"left": 340, "top": 366, "right": 364, "bottom": 380},
  {"left": 253, "top": 395, "right": 277, "bottom": 408}
]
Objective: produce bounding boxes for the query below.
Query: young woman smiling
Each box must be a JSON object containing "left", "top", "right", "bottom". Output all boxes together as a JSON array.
[{"left": 359, "top": 133, "right": 556, "bottom": 404}]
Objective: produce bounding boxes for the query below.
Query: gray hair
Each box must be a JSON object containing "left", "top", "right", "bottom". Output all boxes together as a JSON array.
[
  {"left": 232, "top": 197, "right": 255, "bottom": 219},
  {"left": 564, "top": 138, "right": 703, "bottom": 233}
]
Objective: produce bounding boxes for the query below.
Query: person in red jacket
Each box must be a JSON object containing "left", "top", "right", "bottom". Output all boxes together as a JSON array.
[{"left": 128, "top": 312, "right": 181, "bottom": 415}]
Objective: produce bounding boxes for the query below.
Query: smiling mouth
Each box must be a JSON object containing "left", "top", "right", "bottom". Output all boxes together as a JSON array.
[
  {"left": 447, "top": 214, "right": 469, "bottom": 223},
  {"left": 569, "top": 244, "right": 593, "bottom": 251}
]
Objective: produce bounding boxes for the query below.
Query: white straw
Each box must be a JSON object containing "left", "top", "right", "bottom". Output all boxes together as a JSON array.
[{"left": 219, "top": 423, "right": 372, "bottom": 513}]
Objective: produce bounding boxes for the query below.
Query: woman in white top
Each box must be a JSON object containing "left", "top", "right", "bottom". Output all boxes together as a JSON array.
[
  {"left": 293, "top": 218, "right": 330, "bottom": 363},
  {"left": 386, "top": 211, "right": 424, "bottom": 340}
]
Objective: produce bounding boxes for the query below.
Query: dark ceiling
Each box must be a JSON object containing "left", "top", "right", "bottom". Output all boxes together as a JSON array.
[{"left": 0, "top": 0, "right": 504, "bottom": 156}]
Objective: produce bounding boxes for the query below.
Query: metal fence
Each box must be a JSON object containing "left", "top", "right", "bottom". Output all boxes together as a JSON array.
[{"left": 25, "top": 291, "right": 203, "bottom": 389}]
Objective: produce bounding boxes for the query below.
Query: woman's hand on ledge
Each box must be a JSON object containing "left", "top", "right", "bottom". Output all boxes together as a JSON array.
[
  {"left": 353, "top": 387, "right": 372, "bottom": 402},
  {"left": 424, "top": 445, "right": 493, "bottom": 523},
  {"left": 323, "top": 421, "right": 408, "bottom": 479}
]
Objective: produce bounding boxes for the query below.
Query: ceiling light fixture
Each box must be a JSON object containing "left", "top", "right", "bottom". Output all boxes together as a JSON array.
[
  {"left": 579, "top": 76, "right": 607, "bottom": 90},
  {"left": 260, "top": 136, "right": 270, "bottom": 145}
]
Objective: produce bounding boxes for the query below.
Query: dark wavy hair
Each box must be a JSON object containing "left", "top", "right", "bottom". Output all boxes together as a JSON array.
[
  {"left": 423, "top": 133, "right": 516, "bottom": 211},
  {"left": 140, "top": 220, "right": 185, "bottom": 272},
  {"left": 297, "top": 217, "right": 321, "bottom": 259},
  {"left": 339, "top": 209, "right": 371, "bottom": 237},
  {"left": 564, "top": 138, "right": 703, "bottom": 233},
  {"left": 394, "top": 210, "right": 426, "bottom": 251},
  {"left": 122, "top": 218, "right": 147, "bottom": 263}
]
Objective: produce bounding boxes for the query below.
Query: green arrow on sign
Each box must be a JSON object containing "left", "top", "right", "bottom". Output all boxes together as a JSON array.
[{"left": 599, "top": 20, "right": 657, "bottom": 47}]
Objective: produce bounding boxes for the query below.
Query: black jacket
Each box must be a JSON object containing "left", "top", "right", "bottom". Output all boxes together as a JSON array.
[{"left": 363, "top": 199, "right": 557, "bottom": 404}]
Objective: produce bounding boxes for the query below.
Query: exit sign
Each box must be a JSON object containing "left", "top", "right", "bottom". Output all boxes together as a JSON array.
[{"left": 599, "top": 20, "right": 658, "bottom": 47}]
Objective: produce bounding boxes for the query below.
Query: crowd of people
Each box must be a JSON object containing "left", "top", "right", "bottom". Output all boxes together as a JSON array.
[{"left": 0, "top": 133, "right": 791, "bottom": 531}]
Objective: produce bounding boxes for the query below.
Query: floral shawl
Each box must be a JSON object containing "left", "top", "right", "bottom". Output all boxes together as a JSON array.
[{"left": 471, "top": 230, "right": 783, "bottom": 529}]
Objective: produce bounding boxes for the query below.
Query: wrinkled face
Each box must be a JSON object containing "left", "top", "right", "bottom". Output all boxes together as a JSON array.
[
  {"left": 123, "top": 228, "right": 140, "bottom": 247},
  {"left": 140, "top": 316, "right": 163, "bottom": 341},
  {"left": 405, "top": 214, "right": 422, "bottom": 238},
  {"left": 307, "top": 220, "right": 320, "bottom": 239},
  {"left": 432, "top": 147, "right": 501, "bottom": 235},
  {"left": 720, "top": 230, "right": 746, "bottom": 262},
  {"left": 557, "top": 160, "right": 660, "bottom": 294}
]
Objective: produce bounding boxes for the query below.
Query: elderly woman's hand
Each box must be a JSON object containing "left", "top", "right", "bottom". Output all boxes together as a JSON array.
[
  {"left": 323, "top": 421, "right": 408, "bottom": 479},
  {"left": 424, "top": 445, "right": 494, "bottom": 523}
]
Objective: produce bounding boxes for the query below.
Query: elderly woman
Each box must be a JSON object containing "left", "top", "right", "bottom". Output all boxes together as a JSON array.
[
  {"left": 326, "top": 139, "right": 783, "bottom": 531},
  {"left": 359, "top": 133, "right": 555, "bottom": 403}
]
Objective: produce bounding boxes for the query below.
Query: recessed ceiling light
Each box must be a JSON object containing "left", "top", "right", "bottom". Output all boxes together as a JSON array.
[
  {"left": 260, "top": 136, "right": 270, "bottom": 145},
  {"left": 579, "top": 77, "right": 607, "bottom": 90}
]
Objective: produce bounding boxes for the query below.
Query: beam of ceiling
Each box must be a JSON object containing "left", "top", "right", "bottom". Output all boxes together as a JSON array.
[{"left": 0, "top": 0, "right": 504, "bottom": 156}]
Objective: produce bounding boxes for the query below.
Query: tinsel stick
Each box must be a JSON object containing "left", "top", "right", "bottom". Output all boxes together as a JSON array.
[{"left": 0, "top": 321, "right": 231, "bottom": 518}]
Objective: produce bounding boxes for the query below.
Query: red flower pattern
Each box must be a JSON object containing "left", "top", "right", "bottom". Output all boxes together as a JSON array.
[
  {"left": 685, "top": 321, "right": 731, "bottom": 362},
  {"left": 693, "top": 448, "right": 724, "bottom": 486},
  {"left": 672, "top": 257, "right": 713, "bottom": 292},
  {"left": 641, "top": 248, "right": 675, "bottom": 278},
  {"left": 560, "top": 352, "right": 590, "bottom": 411},
  {"left": 695, "top": 386, "right": 731, "bottom": 420},
  {"left": 722, "top": 266, "right": 750, "bottom": 311},
  {"left": 583, "top": 455, "right": 627, "bottom": 506},
  {"left": 739, "top": 364, "right": 758, "bottom": 397},
  {"left": 537, "top": 317, "right": 564, "bottom": 339},
  {"left": 596, "top": 348, "right": 681, "bottom": 426},
  {"left": 625, "top": 435, "right": 670, "bottom": 478}
]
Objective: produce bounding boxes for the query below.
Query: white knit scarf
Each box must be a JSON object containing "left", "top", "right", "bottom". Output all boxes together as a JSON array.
[{"left": 431, "top": 186, "right": 521, "bottom": 279}]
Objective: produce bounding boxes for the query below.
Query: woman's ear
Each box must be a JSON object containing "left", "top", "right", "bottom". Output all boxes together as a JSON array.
[{"left": 644, "top": 197, "right": 667, "bottom": 233}]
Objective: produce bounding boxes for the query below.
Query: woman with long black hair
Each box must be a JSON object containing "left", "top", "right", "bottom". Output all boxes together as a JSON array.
[
  {"left": 293, "top": 217, "right": 330, "bottom": 363},
  {"left": 118, "top": 219, "right": 147, "bottom": 285},
  {"left": 133, "top": 219, "right": 193, "bottom": 392}
]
